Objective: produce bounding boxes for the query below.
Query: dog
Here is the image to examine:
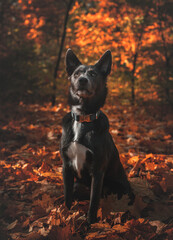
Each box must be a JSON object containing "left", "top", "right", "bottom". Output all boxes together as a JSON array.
[{"left": 60, "top": 49, "right": 134, "bottom": 224}]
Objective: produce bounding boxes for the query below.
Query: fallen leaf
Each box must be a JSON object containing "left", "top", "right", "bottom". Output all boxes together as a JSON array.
[
  {"left": 149, "top": 220, "right": 166, "bottom": 233},
  {"left": 7, "top": 219, "right": 18, "bottom": 230}
]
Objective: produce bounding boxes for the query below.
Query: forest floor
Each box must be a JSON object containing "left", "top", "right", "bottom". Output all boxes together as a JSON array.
[{"left": 0, "top": 100, "right": 173, "bottom": 240}]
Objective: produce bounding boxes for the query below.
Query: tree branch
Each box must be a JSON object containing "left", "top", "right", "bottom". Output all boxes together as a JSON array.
[{"left": 51, "top": 0, "right": 74, "bottom": 106}]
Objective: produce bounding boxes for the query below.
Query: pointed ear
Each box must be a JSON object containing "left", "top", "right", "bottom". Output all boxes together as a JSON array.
[
  {"left": 66, "top": 49, "right": 81, "bottom": 76},
  {"left": 95, "top": 50, "right": 112, "bottom": 76}
]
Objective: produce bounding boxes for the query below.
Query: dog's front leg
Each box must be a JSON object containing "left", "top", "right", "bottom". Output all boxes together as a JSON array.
[
  {"left": 63, "top": 165, "right": 74, "bottom": 209},
  {"left": 87, "top": 170, "right": 104, "bottom": 224}
]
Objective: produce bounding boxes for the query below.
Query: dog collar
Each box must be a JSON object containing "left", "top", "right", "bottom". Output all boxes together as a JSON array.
[{"left": 71, "top": 110, "right": 101, "bottom": 123}]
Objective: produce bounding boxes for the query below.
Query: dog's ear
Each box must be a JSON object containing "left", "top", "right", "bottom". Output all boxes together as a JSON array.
[
  {"left": 95, "top": 50, "right": 112, "bottom": 76},
  {"left": 66, "top": 49, "right": 81, "bottom": 76}
]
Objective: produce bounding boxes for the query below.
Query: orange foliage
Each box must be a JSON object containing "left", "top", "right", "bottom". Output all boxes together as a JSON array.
[
  {"left": 18, "top": 1, "right": 45, "bottom": 42},
  {"left": 69, "top": 0, "right": 173, "bottom": 92}
]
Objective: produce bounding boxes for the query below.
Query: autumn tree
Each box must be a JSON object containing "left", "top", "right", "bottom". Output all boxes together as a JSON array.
[
  {"left": 0, "top": 0, "right": 41, "bottom": 102},
  {"left": 19, "top": 0, "right": 76, "bottom": 103},
  {"left": 129, "top": 0, "right": 173, "bottom": 104},
  {"left": 0, "top": 0, "right": 75, "bottom": 103},
  {"left": 1, "top": 0, "right": 172, "bottom": 105},
  {"left": 69, "top": 0, "right": 173, "bottom": 104},
  {"left": 154, "top": 0, "right": 173, "bottom": 103},
  {"left": 52, "top": 0, "right": 74, "bottom": 106}
]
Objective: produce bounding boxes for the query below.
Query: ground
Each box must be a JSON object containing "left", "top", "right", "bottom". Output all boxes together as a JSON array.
[{"left": 0, "top": 101, "right": 173, "bottom": 240}]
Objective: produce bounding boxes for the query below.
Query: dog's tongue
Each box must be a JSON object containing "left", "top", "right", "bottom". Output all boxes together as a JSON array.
[{"left": 77, "top": 90, "right": 89, "bottom": 98}]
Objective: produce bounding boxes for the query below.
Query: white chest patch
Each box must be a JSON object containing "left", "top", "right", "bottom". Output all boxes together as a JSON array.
[
  {"left": 67, "top": 120, "right": 92, "bottom": 178},
  {"left": 67, "top": 142, "right": 90, "bottom": 178},
  {"left": 73, "top": 120, "right": 81, "bottom": 141}
]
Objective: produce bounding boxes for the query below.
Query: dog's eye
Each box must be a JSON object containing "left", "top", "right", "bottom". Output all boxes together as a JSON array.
[
  {"left": 88, "top": 70, "right": 97, "bottom": 77},
  {"left": 74, "top": 71, "right": 81, "bottom": 78}
]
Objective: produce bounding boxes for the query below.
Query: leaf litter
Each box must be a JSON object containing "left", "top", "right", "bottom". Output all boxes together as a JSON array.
[{"left": 0, "top": 102, "right": 173, "bottom": 239}]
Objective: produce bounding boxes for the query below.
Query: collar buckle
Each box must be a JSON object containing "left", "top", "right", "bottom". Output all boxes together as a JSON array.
[
  {"left": 72, "top": 110, "right": 100, "bottom": 123},
  {"left": 79, "top": 115, "right": 91, "bottom": 123}
]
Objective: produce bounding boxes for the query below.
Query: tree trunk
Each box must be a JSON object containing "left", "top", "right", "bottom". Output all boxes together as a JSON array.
[
  {"left": 51, "top": 0, "right": 74, "bottom": 106},
  {"left": 130, "top": 12, "right": 148, "bottom": 105},
  {"left": 157, "top": 1, "right": 171, "bottom": 104},
  {"left": 160, "top": 28, "right": 170, "bottom": 103},
  {"left": 131, "top": 52, "right": 137, "bottom": 105}
]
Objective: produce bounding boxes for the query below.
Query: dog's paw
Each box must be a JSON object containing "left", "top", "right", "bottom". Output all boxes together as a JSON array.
[
  {"left": 65, "top": 199, "right": 72, "bottom": 209},
  {"left": 87, "top": 212, "right": 98, "bottom": 225}
]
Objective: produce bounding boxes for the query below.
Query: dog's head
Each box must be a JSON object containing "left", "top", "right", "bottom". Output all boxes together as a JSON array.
[{"left": 66, "top": 49, "right": 112, "bottom": 100}]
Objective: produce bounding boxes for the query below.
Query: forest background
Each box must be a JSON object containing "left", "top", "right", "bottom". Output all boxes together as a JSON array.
[
  {"left": 0, "top": 0, "right": 173, "bottom": 106},
  {"left": 0, "top": 0, "right": 173, "bottom": 239}
]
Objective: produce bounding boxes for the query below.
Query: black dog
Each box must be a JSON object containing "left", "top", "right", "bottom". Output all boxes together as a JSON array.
[{"left": 60, "top": 49, "right": 134, "bottom": 224}]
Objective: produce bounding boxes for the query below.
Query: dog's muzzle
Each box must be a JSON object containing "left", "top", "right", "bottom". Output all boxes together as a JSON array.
[{"left": 75, "top": 77, "right": 94, "bottom": 98}]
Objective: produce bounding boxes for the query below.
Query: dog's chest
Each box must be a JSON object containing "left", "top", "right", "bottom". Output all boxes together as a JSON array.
[{"left": 67, "top": 121, "right": 92, "bottom": 178}]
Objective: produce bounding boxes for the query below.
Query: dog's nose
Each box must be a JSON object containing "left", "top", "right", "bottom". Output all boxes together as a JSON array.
[{"left": 79, "top": 77, "right": 88, "bottom": 85}]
